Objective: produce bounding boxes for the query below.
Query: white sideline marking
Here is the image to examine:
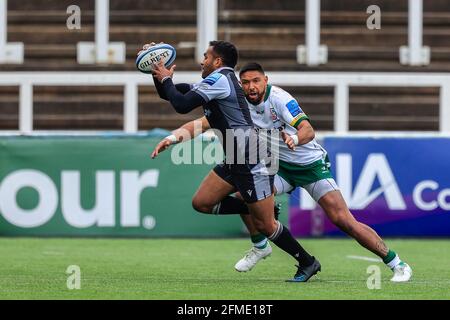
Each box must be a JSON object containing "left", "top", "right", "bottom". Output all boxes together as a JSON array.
[{"left": 346, "top": 255, "right": 382, "bottom": 263}]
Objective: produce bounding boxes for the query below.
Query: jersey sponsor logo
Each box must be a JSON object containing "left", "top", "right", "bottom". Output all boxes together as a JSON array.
[
  {"left": 270, "top": 106, "right": 279, "bottom": 121},
  {"left": 202, "top": 73, "right": 221, "bottom": 86},
  {"left": 286, "top": 99, "right": 303, "bottom": 117}
]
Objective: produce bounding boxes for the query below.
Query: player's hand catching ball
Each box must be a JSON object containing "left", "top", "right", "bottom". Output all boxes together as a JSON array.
[
  {"left": 137, "top": 42, "right": 158, "bottom": 56},
  {"left": 281, "top": 131, "right": 296, "bottom": 151},
  {"left": 152, "top": 60, "right": 176, "bottom": 83}
]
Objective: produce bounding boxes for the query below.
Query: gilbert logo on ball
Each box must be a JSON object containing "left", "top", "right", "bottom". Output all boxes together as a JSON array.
[{"left": 136, "top": 43, "right": 176, "bottom": 74}]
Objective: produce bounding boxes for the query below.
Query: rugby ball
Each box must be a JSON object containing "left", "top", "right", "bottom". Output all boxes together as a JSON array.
[{"left": 136, "top": 43, "right": 177, "bottom": 74}]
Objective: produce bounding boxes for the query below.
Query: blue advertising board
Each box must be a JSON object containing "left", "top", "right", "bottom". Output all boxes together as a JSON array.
[{"left": 289, "top": 137, "right": 450, "bottom": 237}]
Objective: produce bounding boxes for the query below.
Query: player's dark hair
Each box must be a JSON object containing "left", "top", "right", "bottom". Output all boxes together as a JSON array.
[
  {"left": 209, "top": 40, "right": 238, "bottom": 69},
  {"left": 239, "top": 62, "right": 265, "bottom": 77}
]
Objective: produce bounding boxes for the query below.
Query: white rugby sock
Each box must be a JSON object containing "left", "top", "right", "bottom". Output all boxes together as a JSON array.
[{"left": 387, "top": 255, "right": 401, "bottom": 269}]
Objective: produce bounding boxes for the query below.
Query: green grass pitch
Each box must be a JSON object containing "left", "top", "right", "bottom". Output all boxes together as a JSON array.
[{"left": 1, "top": 238, "right": 449, "bottom": 300}]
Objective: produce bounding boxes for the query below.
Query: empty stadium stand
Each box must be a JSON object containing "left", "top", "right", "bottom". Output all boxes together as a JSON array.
[{"left": 0, "top": 0, "right": 447, "bottom": 131}]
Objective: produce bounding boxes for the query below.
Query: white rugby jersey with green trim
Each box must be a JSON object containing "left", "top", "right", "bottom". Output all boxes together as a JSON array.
[{"left": 248, "top": 84, "right": 326, "bottom": 165}]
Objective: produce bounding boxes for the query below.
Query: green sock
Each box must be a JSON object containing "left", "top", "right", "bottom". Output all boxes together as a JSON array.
[
  {"left": 383, "top": 249, "right": 402, "bottom": 269},
  {"left": 383, "top": 250, "right": 396, "bottom": 264},
  {"left": 251, "top": 234, "right": 268, "bottom": 249}
]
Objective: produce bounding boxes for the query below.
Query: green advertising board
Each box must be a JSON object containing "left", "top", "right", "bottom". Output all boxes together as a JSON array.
[{"left": 0, "top": 135, "right": 287, "bottom": 237}]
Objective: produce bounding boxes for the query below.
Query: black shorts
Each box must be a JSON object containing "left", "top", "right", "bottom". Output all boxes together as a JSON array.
[{"left": 213, "top": 162, "right": 274, "bottom": 203}]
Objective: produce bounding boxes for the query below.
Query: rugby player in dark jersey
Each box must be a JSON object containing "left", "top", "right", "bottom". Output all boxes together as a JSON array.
[{"left": 142, "top": 41, "right": 320, "bottom": 282}]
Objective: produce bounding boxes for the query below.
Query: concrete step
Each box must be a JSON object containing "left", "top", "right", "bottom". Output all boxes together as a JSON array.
[
  {"left": 7, "top": 0, "right": 196, "bottom": 11},
  {"left": 8, "top": 10, "right": 450, "bottom": 27},
  {"left": 8, "top": 24, "right": 450, "bottom": 47}
]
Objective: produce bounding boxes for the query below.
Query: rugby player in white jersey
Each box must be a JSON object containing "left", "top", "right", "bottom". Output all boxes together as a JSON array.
[{"left": 234, "top": 62, "right": 412, "bottom": 282}]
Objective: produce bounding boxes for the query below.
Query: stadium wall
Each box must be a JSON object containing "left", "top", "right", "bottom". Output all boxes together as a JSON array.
[
  {"left": 0, "top": 134, "right": 270, "bottom": 237},
  {"left": 0, "top": 134, "right": 449, "bottom": 238},
  {"left": 290, "top": 135, "right": 450, "bottom": 237}
]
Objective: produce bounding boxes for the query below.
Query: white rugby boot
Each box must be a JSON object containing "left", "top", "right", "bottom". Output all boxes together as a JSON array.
[
  {"left": 390, "top": 262, "right": 413, "bottom": 282},
  {"left": 234, "top": 244, "right": 272, "bottom": 272}
]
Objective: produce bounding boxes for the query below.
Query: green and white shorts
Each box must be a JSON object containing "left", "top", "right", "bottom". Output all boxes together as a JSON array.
[{"left": 274, "top": 156, "right": 339, "bottom": 202}]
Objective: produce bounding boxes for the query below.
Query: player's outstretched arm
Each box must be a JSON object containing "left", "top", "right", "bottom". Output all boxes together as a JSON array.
[
  {"left": 152, "top": 76, "right": 191, "bottom": 101},
  {"left": 151, "top": 116, "right": 210, "bottom": 159},
  {"left": 173, "top": 116, "right": 210, "bottom": 142},
  {"left": 282, "top": 120, "right": 315, "bottom": 150},
  {"left": 151, "top": 139, "right": 172, "bottom": 159},
  {"left": 153, "top": 62, "right": 206, "bottom": 114}
]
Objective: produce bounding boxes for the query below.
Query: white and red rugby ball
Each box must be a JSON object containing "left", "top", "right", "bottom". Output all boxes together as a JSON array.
[{"left": 136, "top": 43, "right": 177, "bottom": 74}]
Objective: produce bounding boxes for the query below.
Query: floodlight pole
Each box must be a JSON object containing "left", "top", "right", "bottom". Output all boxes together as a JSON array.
[
  {"left": 400, "top": 0, "right": 430, "bottom": 66},
  {"left": 95, "top": 0, "right": 109, "bottom": 63},
  {"left": 0, "top": 0, "right": 24, "bottom": 64},
  {"left": 196, "top": 0, "right": 218, "bottom": 63},
  {"left": 0, "top": 0, "right": 6, "bottom": 62},
  {"left": 297, "top": 0, "right": 327, "bottom": 66},
  {"left": 77, "top": 0, "right": 125, "bottom": 64}
]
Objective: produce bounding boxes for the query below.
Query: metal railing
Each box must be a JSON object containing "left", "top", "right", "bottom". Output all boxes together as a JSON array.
[{"left": 0, "top": 71, "right": 449, "bottom": 134}]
